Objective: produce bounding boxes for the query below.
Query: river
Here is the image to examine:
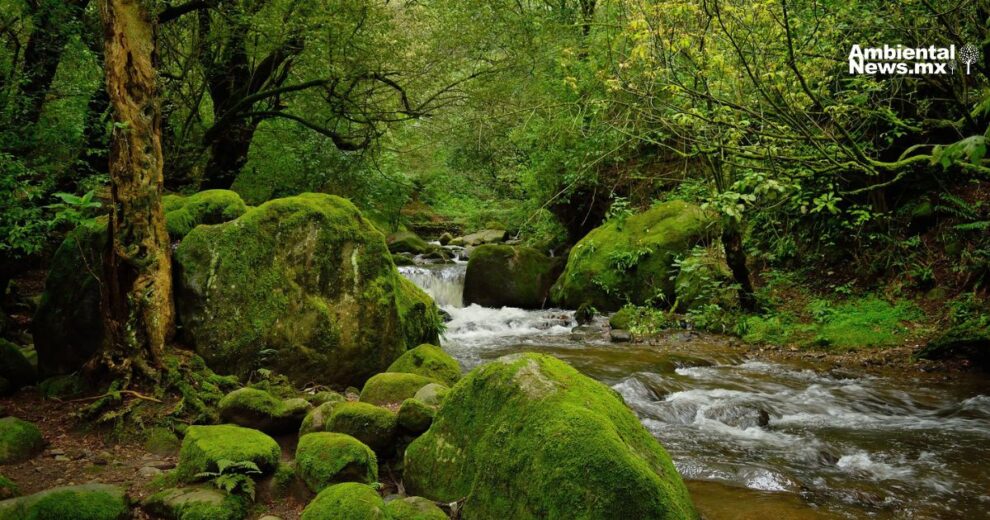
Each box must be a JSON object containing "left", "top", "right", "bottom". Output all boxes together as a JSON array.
[{"left": 399, "top": 261, "right": 990, "bottom": 519}]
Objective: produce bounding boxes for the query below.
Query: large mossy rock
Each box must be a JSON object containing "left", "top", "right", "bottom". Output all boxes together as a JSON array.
[
  {"left": 142, "top": 486, "right": 247, "bottom": 520},
  {"left": 0, "top": 417, "right": 43, "bottom": 464},
  {"left": 174, "top": 193, "right": 442, "bottom": 387},
  {"left": 0, "top": 483, "right": 128, "bottom": 520},
  {"left": 386, "top": 344, "right": 460, "bottom": 387},
  {"left": 300, "top": 482, "right": 387, "bottom": 520},
  {"left": 163, "top": 190, "right": 248, "bottom": 240},
  {"left": 296, "top": 432, "right": 378, "bottom": 493},
  {"left": 449, "top": 229, "right": 507, "bottom": 247},
  {"left": 551, "top": 200, "right": 713, "bottom": 311},
  {"left": 463, "top": 245, "right": 562, "bottom": 309},
  {"left": 326, "top": 402, "right": 397, "bottom": 455},
  {"left": 32, "top": 218, "right": 106, "bottom": 377},
  {"left": 385, "top": 497, "right": 447, "bottom": 520},
  {"left": 386, "top": 231, "right": 432, "bottom": 255},
  {"left": 359, "top": 373, "right": 439, "bottom": 406},
  {"left": 0, "top": 339, "right": 36, "bottom": 394},
  {"left": 176, "top": 425, "right": 280, "bottom": 482},
  {"left": 218, "top": 388, "right": 312, "bottom": 434},
  {"left": 404, "top": 353, "right": 697, "bottom": 520}
]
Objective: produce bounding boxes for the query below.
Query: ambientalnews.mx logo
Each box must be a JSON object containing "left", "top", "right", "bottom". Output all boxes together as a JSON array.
[{"left": 849, "top": 43, "right": 980, "bottom": 75}]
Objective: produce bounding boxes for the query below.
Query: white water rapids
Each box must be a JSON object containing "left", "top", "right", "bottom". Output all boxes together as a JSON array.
[{"left": 399, "top": 262, "right": 990, "bottom": 519}]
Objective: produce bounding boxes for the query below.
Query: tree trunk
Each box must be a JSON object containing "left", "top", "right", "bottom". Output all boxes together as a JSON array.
[
  {"left": 201, "top": 119, "right": 258, "bottom": 189},
  {"left": 94, "top": 0, "right": 174, "bottom": 383},
  {"left": 722, "top": 224, "right": 757, "bottom": 312}
]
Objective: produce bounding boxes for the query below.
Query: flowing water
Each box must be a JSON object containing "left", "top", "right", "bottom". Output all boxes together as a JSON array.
[{"left": 399, "top": 261, "right": 990, "bottom": 519}]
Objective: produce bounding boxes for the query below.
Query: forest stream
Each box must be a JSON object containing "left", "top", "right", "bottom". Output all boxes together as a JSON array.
[{"left": 400, "top": 257, "right": 990, "bottom": 520}]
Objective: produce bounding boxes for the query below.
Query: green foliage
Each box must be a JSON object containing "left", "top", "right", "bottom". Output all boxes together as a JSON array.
[{"left": 193, "top": 459, "right": 262, "bottom": 501}]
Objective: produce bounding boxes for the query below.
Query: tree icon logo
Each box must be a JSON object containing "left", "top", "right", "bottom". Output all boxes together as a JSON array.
[{"left": 960, "top": 43, "right": 979, "bottom": 74}]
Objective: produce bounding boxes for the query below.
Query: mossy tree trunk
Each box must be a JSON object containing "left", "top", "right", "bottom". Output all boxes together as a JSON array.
[{"left": 93, "top": 0, "right": 174, "bottom": 384}]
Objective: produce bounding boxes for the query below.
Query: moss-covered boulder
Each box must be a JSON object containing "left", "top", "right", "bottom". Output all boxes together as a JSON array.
[
  {"left": 327, "top": 402, "right": 397, "bottom": 455},
  {"left": 672, "top": 248, "right": 735, "bottom": 311},
  {"left": 174, "top": 193, "right": 442, "bottom": 387},
  {"left": 463, "top": 245, "right": 562, "bottom": 309},
  {"left": 359, "top": 373, "right": 439, "bottom": 406},
  {"left": 404, "top": 353, "right": 697, "bottom": 520},
  {"left": 176, "top": 425, "right": 280, "bottom": 482},
  {"left": 397, "top": 399, "right": 434, "bottom": 434},
  {"left": 300, "top": 401, "right": 339, "bottom": 436},
  {"left": 386, "top": 344, "right": 460, "bottom": 387},
  {"left": 0, "top": 483, "right": 128, "bottom": 520},
  {"left": 300, "top": 482, "right": 388, "bottom": 520},
  {"left": 142, "top": 486, "right": 247, "bottom": 520},
  {"left": 385, "top": 497, "right": 446, "bottom": 520},
  {"left": 32, "top": 218, "right": 107, "bottom": 377},
  {"left": 296, "top": 433, "right": 378, "bottom": 493},
  {"left": 551, "top": 200, "right": 713, "bottom": 311},
  {"left": 0, "top": 417, "right": 43, "bottom": 464},
  {"left": 386, "top": 231, "right": 432, "bottom": 255},
  {"left": 163, "top": 190, "right": 248, "bottom": 240},
  {"left": 307, "top": 391, "right": 347, "bottom": 406},
  {"left": 412, "top": 383, "right": 449, "bottom": 407},
  {"left": 0, "top": 340, "right": 35, "bottom": 394},
  {"left": 218, "top": 388, "right": 313, "bottom": 434}
]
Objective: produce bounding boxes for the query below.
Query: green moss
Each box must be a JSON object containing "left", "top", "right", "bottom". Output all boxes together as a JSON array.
[
  {"left": 217, "top": 388, "right": 312, "bottom": 434},
  {"left": 608, "top": 305, "right": 675, "bottom": 336},
  {"left": 0, "top": 484, "right": 128, "bottom": 520},
  {"left": 300, "top": 482, "right": 388, "bottom": 520},
  {"left": 175, "top": 425, "right": 281, "bottom": 482},
  {"left": 386, "top": 231, "right": 432, "bottom": 255},
  {"left": 32, "top": 217, "right": 107, "bottom": 377},
  {"left": 0, "top": 417, "right": 43, "bottom": 464},
  {"left": 327, "top": 402, "right": 397, "bottom": 455},
  {"left": 164, "top": 190, "right": 248, "bottom": 239},
  {"left": 397, "top": 398, "right": 434, "bottom": 434},
  {"left": 404, "top": 353, "right": 697, "bottom": 520},
  {"left": 272, "top": 462, "right": 297, "bottom": 496},
  {"left": 145, "top": 427, "right": 180, "bottom": 456},
  {"left": 0, "top": 474, "right": 18, "bottom": 499},
  {"left": 175, "top": 193, "right": 441, "bottom": 387},
  {"left": 741, "top": 297, "right": 920, "bottom": 350},
  {"left": 308, "top": 391, "right": 347, "bottom": 406},
  {"left": 142, "top": 486, "right": 247, "bottom": 520},
  {"left": 0, "top": 339, "right": 36, "bottom": 394},
  {"left": 384, "top": 497, "right": 447, "bottom": 520},
  {"left": 462, "top": 245, "right": 562, "bottom": 309},
  {"left": 359, "top": 373, "right": 439, "bottom": 406},
  {"left": 296, "top": 432, "right": 378, "bottom": 492},
  {"left": 396, "top": 277, "right": 444, "bottom": 351},
  {"left": 551, "top": 200, "right": 713, "bottom": 311},
  {"left": 672, "top": 247, "right": 735, "bottom": 312},
  {"left": 412, "top": 383, "right": 449, "bottom": 406},
  {"left": 386, "top": 344, "right": 460, "bottom": 387}
]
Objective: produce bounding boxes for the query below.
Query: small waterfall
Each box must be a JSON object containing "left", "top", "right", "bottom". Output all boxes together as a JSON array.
[{"left": 398, "top": 264, "right": 466, "bottom": 308}]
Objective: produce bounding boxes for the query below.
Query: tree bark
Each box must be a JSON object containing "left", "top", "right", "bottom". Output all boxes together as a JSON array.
[
  {"left": 722, "top": 224, "right": 757, "bottom": 312},
  {"left": 94, "top": 0, "right": 174, "bottom": 383}
]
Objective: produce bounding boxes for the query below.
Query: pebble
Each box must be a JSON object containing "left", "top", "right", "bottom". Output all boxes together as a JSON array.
[
  {"left": 53, "top": 455, "right": 70, "bottom": 462},
  {"left": 139, "top": 466, "right": 163, "bottom": 478}
]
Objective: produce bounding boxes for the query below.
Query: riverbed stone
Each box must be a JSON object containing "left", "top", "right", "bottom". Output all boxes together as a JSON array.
[
  {"left": 450, "top": 229, "right": 508, "bottom": 247},
  {"left": 0, "top": 483, "right": 128, "bottom": 520},
  {"left": 551, "top": 200, "right": 713, "bottom": 311},
  {"left": 174, "top": 193, "right": 442, "bottom": 387},
  {"left": 176, "top": 425, "right": 280, "bottom": 482},
  {"left": 300, "top": 401, "right": 338, "bottom": 436},
  {"left": 296, "top": 433, "right": 378, "bottom": 492},
  {"left": 0, "top": 417, "right": 43, "bottom": 464},
  {"left": 386, "top": 344, "right": 461, "bottom": 386},
  {"left": 404, "top": 353, "right": 697, "bottom": 519},
  {"left": 326, "top": 402, "right": 397, "bottom": 455},
  {"left": 397, "top": 398, "right": 435, "bottom": 434},
  {"left": 412, "top": 383, "right": 449, "bottom": 407},
  {"left": 359, "top": 373, "right": 439, "bottom": 406},
  {"left": 142, "top": 485, "right": 247, "bottom": 520},
  {"left": 385, "top": 496, "right": 446, "bottom": 520},
  {"left": 218, "top": 388, "right": 313, "bottom": 434},
  {"left": 463, "top": 245, "right": 563, "bottom": 309},
  {"left": 300, "top": 482, "right": 388, "bottom": 520},
  {"left": 387, "top": 231, "right": 432, "bottom": 255}
]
